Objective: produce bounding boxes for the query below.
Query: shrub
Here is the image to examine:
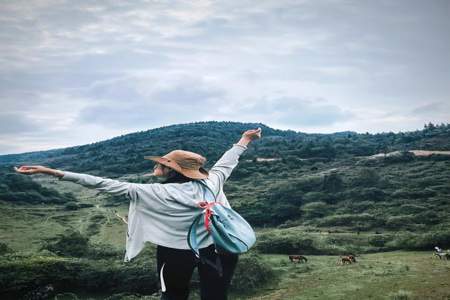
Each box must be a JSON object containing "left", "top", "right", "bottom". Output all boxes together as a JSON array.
[
  {"left": 302, "top": 192, "right": 328, "bottom": 203},
  {"left": 357, "top": 187, "right": 386, "bottom": 201},
  {"left": 87, "top": 243, "right": 123, "bottom": 260},
  {"left": 399, "top": 204, "right": 426, "bottom": 214},
  {"left": 231, "top": 253, "right": 276, "bottom": 292},
  {"left": 323, "top": 172, "right": 343, "bottom": 193},
  {"left": 302, "top": 191, "right": 338, "bottom": 204},
  {"left": 0, "top": 242, "right": 12, "bottom": 255},
  {"left": 256, "top": 232, "right": 317, "bottom": 254},
  {"left": 0, "top": 172, "right": 76, "bottom": 204},
  {"left": 416, "top": 211, "right": 440, "bottom": 225},
  {"left": 317, "top": 213, "right": 378, "bottom": 227},
  {"left": 63, "top": 202, "right": 79, "bottom": 211},
  {"left": 301, "top": 201, "right": 328, "bottom": 219},
  {"left": 385, "top": 215, "right": 415, "bottom": 229},
  {"left": 42, "top": 230, "right": 89, "bottom": 257},
  {"left": 368, "top": 235, "right": 393, "bottom": 247},
  {"left": 392, "top": 189, "right": 436, "bottom": 199},
  {"left": 0, "top": 254, "right": 158, "bottom": 298},
  {"left": 351, "top": 168, "right": 380, "bottom": 187},
  {"left": 387, "top": 230, "right": 450, "bottom": 250}
]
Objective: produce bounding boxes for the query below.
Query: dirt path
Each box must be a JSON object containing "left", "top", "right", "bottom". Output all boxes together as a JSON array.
[{"left": 370, "top": 150, "right": 450, "bottom": 159}]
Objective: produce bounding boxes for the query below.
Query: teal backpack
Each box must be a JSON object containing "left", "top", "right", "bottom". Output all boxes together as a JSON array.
[{"left": 187, "top": 180, "right": 256, "bottom": 274}]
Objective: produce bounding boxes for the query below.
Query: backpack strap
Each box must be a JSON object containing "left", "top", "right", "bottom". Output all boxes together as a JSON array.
[
  {"left": 187, "top": 186, "right": 220, "bottom": 257},
  {"left": 187, "top": 213, "right": 203, "bottom": 258},
  {"left": 197, "top": 180, "right": 219, "bottom": 203},
  {"left": 199, "top": 255, "right": 223, "bottom": 277},
  {"left": 187, "top": 180, "right": 226, "bottom": 277}
]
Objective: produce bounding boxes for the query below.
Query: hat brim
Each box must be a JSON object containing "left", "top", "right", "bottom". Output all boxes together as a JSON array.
[{"left": 144, "top": 156, "right": 209, "bottom": 180}]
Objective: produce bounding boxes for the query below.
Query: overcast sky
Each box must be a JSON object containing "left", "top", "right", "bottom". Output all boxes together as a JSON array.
[{"left": 1, "top": 0, "right": 449, "bottom": 155}]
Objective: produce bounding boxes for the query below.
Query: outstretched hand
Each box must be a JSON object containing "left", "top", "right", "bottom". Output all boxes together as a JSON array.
[
  {"left": 14, "top": 165, "right": 48, "bottom": 175},
  {"left": 14, "top": 165, "right": 64, "bottom": 178}
]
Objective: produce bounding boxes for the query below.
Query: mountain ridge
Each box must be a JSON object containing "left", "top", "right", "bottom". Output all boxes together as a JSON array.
[{"left": 0, "top": 121, "right": 450, "bottom": 170}]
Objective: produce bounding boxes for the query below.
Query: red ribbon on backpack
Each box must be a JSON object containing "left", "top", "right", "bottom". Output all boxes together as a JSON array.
[{"left": 197, "top": 201, "right": 219, "bottom": 232}]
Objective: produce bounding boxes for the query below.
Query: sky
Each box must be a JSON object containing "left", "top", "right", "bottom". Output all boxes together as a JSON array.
[{"left": 1, "top": 0, "right": 449, "bottom": 155}]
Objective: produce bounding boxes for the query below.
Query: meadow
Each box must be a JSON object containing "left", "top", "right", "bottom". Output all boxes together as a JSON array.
[{"left": 233, "top": 251, "right": 450, "bottom": 300}]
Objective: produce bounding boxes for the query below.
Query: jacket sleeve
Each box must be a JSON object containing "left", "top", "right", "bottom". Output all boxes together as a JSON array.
[
  {"left": 207, "top": 143, "right": 247, "bottom": 195},
  {"left": 58, "top": 171, "right": 136, "bottom": 199}
]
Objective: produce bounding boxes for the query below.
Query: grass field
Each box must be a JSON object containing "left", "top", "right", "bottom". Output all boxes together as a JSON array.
[
  {"left": 2, "top": 201, "right": 450, "bottom": 300},
  {"left": 2, "top": 202, "right": 450, "bottom": 300},
  {"left": 2, "top": 177, "right": 450, "bottom": 299},
  {"left": 231, "top": 252, "right": 450, "bottom": 300}
]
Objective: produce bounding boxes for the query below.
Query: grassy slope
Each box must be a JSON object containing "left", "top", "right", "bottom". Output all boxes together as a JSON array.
[
  {"left": 0, "top": 175, "right": 130, "bottom": 253},
  {"left": 234, "top": 252, "right": 450, "bottom": 300},
  {"left": 1, "top": 122, "right": 450, "bottom": 298},
  {"left": 2, "top": 158, "right": 450, "bottom": 254}
]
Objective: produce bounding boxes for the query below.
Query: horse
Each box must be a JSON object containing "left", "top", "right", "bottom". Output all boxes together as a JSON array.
[
  {"left": 289, "top": 255, "right": 308, "bottom": 263},
  {"left": 434, "top": 252, "right": 450, "bottom": 260},
  {"left": 347, "top": 254, "right": 357, "bottom": 263},
  {"left": 339, "top": 255, "right": 356, "bottom": 265}
]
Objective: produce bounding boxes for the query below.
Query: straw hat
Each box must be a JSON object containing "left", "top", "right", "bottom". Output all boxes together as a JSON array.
[{"left": 144, "top": 150, "right": 209, "bottom": 179}]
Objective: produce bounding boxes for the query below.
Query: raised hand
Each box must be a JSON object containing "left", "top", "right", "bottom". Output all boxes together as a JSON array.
[
  {"left": 242, "top": 128, "right": 262, "bottom": 141},
  {"left": 237, "top": 127, "right": 262, "bottom": 147}
]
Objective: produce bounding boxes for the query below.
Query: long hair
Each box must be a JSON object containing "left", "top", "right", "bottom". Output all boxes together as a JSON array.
[{"left": 162, "top": 169, "right": 193, "bottom": 184}]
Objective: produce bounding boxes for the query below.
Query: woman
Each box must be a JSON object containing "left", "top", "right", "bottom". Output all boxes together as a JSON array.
[{"left": 15, "top": 127, "right": 262, "bottom": 300}]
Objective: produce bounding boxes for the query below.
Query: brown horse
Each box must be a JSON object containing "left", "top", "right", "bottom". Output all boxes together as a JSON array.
[
  {"left": 339, "top": 255, "right": 356, "bottom": 265},
  {"left": 289, "top": 255, "right": 308, "bottom": 263},
  {"left": 347, "top": 254, "right": 357, "bottom": 263}
]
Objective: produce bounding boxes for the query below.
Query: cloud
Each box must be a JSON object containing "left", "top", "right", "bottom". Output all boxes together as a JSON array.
[
  {"left": 230, "top": 97, "right": 353, "bottom": 127},
  {"left": 75, "top": 74, "right": 226, "bottom": 128},
  {"left": 0, "top": 0, "right": 449, "bottom": 154},
  {"left": 410, "top": 102, "right": 450, "bottom": 117},
  {"left": 0, "top": 113, "right": 40, "bottom": 134}
]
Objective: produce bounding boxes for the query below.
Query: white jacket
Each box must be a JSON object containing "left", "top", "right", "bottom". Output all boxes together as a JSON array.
[{"left": 59, "top": 144, "right": 247, "bottom": 262}]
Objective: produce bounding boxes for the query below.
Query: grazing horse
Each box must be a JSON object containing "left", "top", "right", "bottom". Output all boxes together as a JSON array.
[
  {"left": 434, "top": 252, "right": 450, "bottom": 260},
  {"left": 289, "top": 255, "right": 308, "bottom": 263},
  {"left": 339, "top": 255, "right": 356, "bottom": 265},
  {"left": 347, "top": 254, "right": 357, "bottom": 263}
]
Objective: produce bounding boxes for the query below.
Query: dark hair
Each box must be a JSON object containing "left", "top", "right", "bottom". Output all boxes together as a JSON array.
[{"left": 162, "top": 169, "right": 193, "bottom": 184}]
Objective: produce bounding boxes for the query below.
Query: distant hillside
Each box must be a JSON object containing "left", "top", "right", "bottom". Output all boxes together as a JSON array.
[
  {"left": 1, "top": 121, "right": 450, "bottom": 232},
  {"left": 1, "top": 121, "right": 449, "bottom": 177},
  {"left": 0, "top": 122, "right": 290, "bottom": 175}
]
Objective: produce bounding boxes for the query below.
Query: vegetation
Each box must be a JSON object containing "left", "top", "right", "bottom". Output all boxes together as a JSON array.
[
  {"left": 0, "top": 166, "right": 76, "bottom": 204},
  {"left": 0, "top": 252, "right": 158, "bottom": 298},
  {"left": 1, "top": 121, "right": 449, "bottom": 175},
  {"left": 231, "top": 253, "right": 276, "bottom": 292},
  {"left": 0, "top": 121, "right": 449, "bottom": 298}
]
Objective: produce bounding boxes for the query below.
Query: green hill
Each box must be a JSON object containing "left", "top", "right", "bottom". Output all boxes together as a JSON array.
[
  {"left": 1, "top": 121, "right": 449, "bottom": 175},
  {"left": 1, "top": 121, "right": 450, "bottom": 298},
  {"left": 1, "top": 121, "right": 450, "bottom": 231}
]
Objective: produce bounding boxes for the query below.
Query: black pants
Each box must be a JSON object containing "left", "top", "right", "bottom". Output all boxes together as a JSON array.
[{"left": 156, "top": 244, "right": 238, "bottom": 300}]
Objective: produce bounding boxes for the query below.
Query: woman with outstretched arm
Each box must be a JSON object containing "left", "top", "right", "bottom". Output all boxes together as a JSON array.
[{"left": 15, "top": 127, "right": 262, "bottom": 300}]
